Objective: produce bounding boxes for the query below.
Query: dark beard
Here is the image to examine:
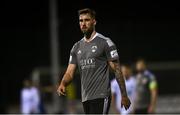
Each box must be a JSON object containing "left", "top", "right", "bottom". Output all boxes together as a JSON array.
[
  {"left": 83, "top": 28, "right": 93, "bottom": 39},
  {"left": 138, "top": 69, "right": 145, "bottom": 74}
]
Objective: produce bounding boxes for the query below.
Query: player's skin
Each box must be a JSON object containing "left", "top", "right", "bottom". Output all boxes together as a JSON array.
[
  {"left": 57, "top": 13, "right": 131, "bottom": 110},
  {"left": 111, "top": 65, "right": 135, "bottom": 113},
  {"left": 136, "top": 60, "right": 158, "bottom": 113}
]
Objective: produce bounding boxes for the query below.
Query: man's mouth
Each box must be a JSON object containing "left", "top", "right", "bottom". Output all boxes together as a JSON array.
[{"left": 82, "top": 26, "right": 87, "bottom": 29}]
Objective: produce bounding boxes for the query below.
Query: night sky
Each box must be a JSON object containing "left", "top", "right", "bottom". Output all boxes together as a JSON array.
[{"left": 1, "top": 0, "right": 180, "bottom": 109}]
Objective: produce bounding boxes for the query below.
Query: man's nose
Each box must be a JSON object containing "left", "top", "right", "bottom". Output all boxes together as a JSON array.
[{"left": 82, "top": 21, "right": 86, "bottom": 25}]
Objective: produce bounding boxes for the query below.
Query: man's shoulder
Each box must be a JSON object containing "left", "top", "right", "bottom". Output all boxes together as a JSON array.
[
  {"left": 21, "top": 88, "right": 27, "bottom": 93},
  {"left": 144, "top": 70, "right": 155, "bottom": 78},
  {"left": 75, "top": 38, "right": 84, "bottom": 45},
  {"left": 31, "top": 87, "right": 38, "bottom": 91},
  {"left": 96, "top": 33, "right": 112, "bottom": 41},
  {"left": 72, "top": 39, "right": 84, "bottom": 49},
  {"left": 96, "top": 33, "right": 115, "bottom": 47}
]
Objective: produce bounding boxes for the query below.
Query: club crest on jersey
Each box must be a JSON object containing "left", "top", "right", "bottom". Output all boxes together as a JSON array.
[
  {"left": 110, "top": 50, "right": 118, "bottom": 58},
  {"left": 91, "top": 46, "right": 97, "bottom": 52}
]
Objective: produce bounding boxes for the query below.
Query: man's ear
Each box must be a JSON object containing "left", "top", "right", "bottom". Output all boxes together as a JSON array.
[{"left": 93, "top": 19, "right": 97, "bottom": 26}]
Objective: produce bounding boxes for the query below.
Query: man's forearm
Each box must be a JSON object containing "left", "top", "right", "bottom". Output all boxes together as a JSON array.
[
  {"left": 150, "top": 89, "right": 158, "bottom": 110},
  {"left": 114, "top": 63, "right": 127, "bottom": 97},
  {"left": 61, "top": 73, "right": 73, "bottom": 86}
]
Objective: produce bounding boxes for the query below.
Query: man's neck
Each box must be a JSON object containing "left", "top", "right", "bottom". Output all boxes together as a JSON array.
[{"left": 84, "top": 30, "right": 96, "bottom": 42}]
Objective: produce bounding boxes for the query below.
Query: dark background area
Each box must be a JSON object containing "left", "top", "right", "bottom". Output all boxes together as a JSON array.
[{"left": 1, "top": 0, "right": 180, "bottom": 112}]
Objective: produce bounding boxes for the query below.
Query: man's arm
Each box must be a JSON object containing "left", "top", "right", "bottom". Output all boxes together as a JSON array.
[
  {"left": 109, "top": 60, "right": 131, "bottom": 110},
  {"left": 109, "top": 60, "right": 127, "bottom": 97},
  {"left": 57, "top": 64, "right": 76, "bottom": 96},
  {"left": 148, "top": 82, "right": 158, "bottom": 113}
]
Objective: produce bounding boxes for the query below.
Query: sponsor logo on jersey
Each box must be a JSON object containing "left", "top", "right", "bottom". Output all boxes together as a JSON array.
[
  {"left": 80, "top": 58, "right": 95, "bottom": 69},
  {"left": 110, "top": 50, "right": 118, "bottom": 58}
]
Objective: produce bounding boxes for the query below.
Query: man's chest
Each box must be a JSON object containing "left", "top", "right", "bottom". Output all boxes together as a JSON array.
[
  {"left": 75, "top": 42, "right": 106, "bottom": 69},
  {"left": 76, "top": 42, "right": 104, "bottom": 60},
  {"left": 137, "top": 74, "right": 150, "bottom": 90}
]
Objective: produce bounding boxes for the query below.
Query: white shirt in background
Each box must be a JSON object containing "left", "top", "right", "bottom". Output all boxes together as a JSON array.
[
  {"left": 111, "top": 77, "right": 136, "bottom": 115},
  {"left": 21, "top": 87, "right": 40, "bottom": 114}
]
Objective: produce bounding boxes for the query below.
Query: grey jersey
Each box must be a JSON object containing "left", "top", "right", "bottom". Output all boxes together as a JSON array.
[
  {"left": 69, "top": 33, "right": 119, "bottom": 102},
  {"left": 135, "top": 70, "right": 157, "bottom": 109}
]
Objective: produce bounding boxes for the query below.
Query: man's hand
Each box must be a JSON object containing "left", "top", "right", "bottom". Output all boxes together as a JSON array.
[
  {"left": 121, "top": 96, "right": 131, "bottom": 110},
  {"left": 56, "top": 64, "right": 76, "bottom": 96},
  {"left": 57, "top": 83, "right": 66, "bottom": 96},
  {"left": 109, "top": 61, "right": 131, "bottom": 110}
]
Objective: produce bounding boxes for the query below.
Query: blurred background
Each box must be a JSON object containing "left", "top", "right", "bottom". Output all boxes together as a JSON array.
[{"left": 1, "top": 0, "right": 180, "bottom": 114}]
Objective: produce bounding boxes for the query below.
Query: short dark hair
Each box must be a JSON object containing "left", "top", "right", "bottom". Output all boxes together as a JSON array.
[
  {"left": 78, "top": 8, "right": 96, "bottom": 19},
  {"left": 136, "top": 57, "right": 146, "bottom": 64}
]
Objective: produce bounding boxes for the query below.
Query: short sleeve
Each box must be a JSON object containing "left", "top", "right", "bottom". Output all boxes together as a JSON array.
[
  {"left": 149, "top": 74, "right": 158, "bottom": 90},
  {"left": 104, "top": 38, "right": 119, "bottom": 61},
  {"left": 69, "top": 43, "right": 77, "bottom": 65}
]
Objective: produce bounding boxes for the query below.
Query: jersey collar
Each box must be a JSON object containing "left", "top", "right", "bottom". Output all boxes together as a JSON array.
[{"left": 83, "top": 32, "right": 98, "bottom": 42}]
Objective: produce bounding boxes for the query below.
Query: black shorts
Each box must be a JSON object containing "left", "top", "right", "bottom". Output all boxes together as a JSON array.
[{"left": 82, "top": 96, "right": 111, "bottom": 114}]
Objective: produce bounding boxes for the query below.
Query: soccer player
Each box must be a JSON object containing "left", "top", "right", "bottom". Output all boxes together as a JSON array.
[
  {"left": 134, "top": 58, "right": 158, "bottom": 114},
  {"left": 20, "top": 78, "right": 40, "bottom": 114},
  {"left": 111, "top": 64, "right": 136, "bottom": 114},
  {"left": 57, "top": 8, "right": 131, "bottom": 114}
]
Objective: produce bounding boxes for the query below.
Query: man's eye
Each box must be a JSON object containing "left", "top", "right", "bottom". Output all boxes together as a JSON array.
[{"left": 85, "top": 19, "right": 90, "bottom": 21}]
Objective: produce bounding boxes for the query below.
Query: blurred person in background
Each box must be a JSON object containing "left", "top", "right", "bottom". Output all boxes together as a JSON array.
[
  {"left": 66, "top": 82, "right": 76, "bottom": 113},
  {"left": 20, "top": 78, "right": 40, "bottom": 114},
  {"left": 111, "top": 64, "right": 136, "bottom": 114},
  {"left": 134, "top": 58, "right": 158, "bottom": 114},
  {"left": 57, "top": 8, "right": 131, "bottom": 114}
]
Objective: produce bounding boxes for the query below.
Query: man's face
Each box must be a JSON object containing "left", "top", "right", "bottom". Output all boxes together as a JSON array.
[
  {"left": 136, "top": 61, "right": 146, "bottom": 72},
  {"left": 24, "top": 80, "right": 31, "bottom": 87},
  {"left": 79, "top": 13, "right": 96, "bottom": 34},
  {"left": 121, "top": 66, "right": 132, "bottom": 79}
]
